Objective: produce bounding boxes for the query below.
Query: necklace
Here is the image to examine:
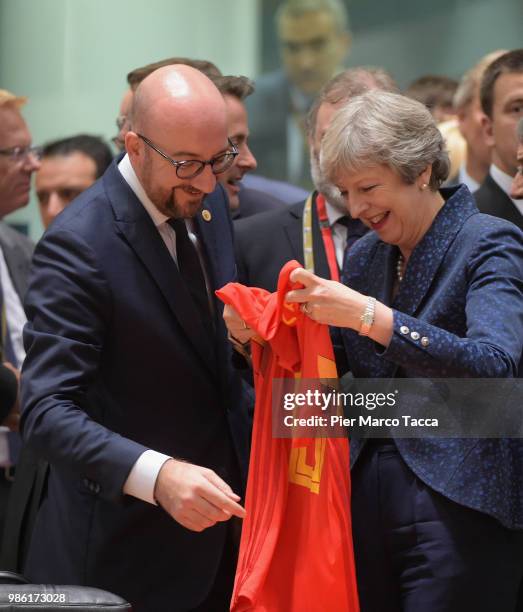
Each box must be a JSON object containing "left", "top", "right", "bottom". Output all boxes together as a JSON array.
[{"left": 396, "top": 253, "right": 404, "bottom": 282}]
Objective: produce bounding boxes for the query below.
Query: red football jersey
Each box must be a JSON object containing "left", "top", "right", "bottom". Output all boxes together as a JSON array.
[{"left": 217, "top": 260, "right": 359, "bottom": 612}]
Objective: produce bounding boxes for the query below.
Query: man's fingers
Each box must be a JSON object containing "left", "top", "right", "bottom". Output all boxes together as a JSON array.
[
  {"left": 187, "top": 507, "right": 218, "bottom": 529},
  {"left": 204, "top": 469, "right": 240, "bottom": 500},
  {"left": 157, "top": 461, "right": 246, "bottom": 529},
  {"left": 223, "top": 304, "right": 242, "bottom": 326},
  {"left": 192, "top": 496, "right": 232, "bottom": 523},
  {"left": 179, "top": 513, "right": 214, "bottom": 533},
  {"left": 207, "top": 491, "right": 245, "bottom": 519},
  {"left": 200, "top": 480, "right": 245, "bottom": 519}
]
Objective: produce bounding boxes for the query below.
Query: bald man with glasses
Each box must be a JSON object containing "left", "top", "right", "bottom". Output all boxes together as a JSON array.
[{"left": 20, "top": 67, "right": 251, "bottom": 611}]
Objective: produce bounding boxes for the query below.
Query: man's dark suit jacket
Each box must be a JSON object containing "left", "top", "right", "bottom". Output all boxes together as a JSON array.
[
  {"left": 0, "top": 223, "right": 32, "bottom": 420},
  {"left": 231, "top": 184, "right": 287, "bottom": 221},
  {"left": 0, "top": 222, "right": 33, "bottom": 303},
  {"left": 0, "top": 222, "right": 34, "bottom": 558},
  {"left": 19, "top": 162, "right": 250, "bottom": 611},
  {"left": 343, "top": 186, "right": 523, "bottom": 529},
  {"left": 246, "top": 70, "right": 312, "bottom": 188},
  {"left": 235, "top": 197, "right": 329, "bottom": 291},
  {"left": 474, "top": 172, "right": 523, "bottom": 230}
]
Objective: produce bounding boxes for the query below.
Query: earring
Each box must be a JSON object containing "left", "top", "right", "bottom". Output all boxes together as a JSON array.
[{"left": 420, "top": 183, "right": 428, "bottom": 190}]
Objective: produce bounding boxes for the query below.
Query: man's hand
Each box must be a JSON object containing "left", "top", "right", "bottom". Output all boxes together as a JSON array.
[
  {"left": 154, "top": 458, "right": 245, "bottom": 532},
  {"left": 223, "top": 304, "right": 256, "bottom": 345}
]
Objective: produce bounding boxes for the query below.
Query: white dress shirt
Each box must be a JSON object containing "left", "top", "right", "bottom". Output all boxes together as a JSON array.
[
  {"left": 118, "top": 154, "right": 174, "bottom": 505},
  {"left": 458, "top": 164, "right": 480, "bottom": 194},
  {"left": 490, "top": 164, "right": 523, "bottom": 216}
]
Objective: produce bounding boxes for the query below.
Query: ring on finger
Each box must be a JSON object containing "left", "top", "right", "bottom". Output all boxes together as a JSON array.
[{"left": 301, "top": 302, "right": 312, "bottom": 315}]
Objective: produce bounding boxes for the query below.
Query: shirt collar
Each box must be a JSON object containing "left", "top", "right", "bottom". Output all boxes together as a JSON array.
[
  {"left": 458, "top": 164, "right": 480, "bottom": 193},
  {"left": 118, "top": 154, "right": 169, "bottom": 228},
  {"left": 490, "top": 163, "right": 517, "bottom": 199},
  {"left": 325, "top": 198, "right": 347, "bottom": 226}
]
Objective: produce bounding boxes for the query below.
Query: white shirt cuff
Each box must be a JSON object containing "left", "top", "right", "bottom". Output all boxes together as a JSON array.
[{"left": 123, "top": 449, "right": 171, "bottom": 505}]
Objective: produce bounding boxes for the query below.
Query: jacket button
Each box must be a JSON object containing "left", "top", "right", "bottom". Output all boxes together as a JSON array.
[
  {"left": 421, "top": 336, "right": 430, "bottom": 347},
  {"left": 400, "top": 326, "right": 409, "bottom": 335},
  {"left": 410, "top": 331, "right": 420, "bottom": 340}
]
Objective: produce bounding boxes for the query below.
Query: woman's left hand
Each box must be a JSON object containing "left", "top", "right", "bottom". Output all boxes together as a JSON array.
[{"left": 286, "top": 267, "right": 367, "bottom": 330}]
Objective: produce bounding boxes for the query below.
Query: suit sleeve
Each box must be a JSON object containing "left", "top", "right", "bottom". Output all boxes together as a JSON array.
[
  {"left": 377, "top": 225, "right": 523, "bottom": 377},
  {"left": 20, "top": 228, "right": 147, "bottom": 502}
]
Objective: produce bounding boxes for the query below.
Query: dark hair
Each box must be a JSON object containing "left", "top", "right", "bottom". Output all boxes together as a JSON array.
[
  {"left": 479, "top": 49, "right": 523, "bottom": 117},
  {"left": 306, "top": 67, "right": 398, "bottom": 137},
  {"left": 127, "top": 57, "right": 222, "bottom": 90},
  {"left": 42, "top": 134, "right": 112, "bottom": 179},
  {"left": 211, "top": 75, "right": 255, "bottom": 100},
  {"left": 404, "top": 74, "right": 458, "bottom": 116}
]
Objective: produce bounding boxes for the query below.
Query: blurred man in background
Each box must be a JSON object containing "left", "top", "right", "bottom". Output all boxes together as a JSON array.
[
  {"left": 475, "top": 48, "right": 523, "bottom": 230},
  {"left": 0, "top": 89, "right": 39, "bottom": 539},
  {"left": 36, "top": 134, "right": 112, "bottom": 228},
  {"left": 405, "top": 74, "right": 458, "bottom": 123},
  {"left": 450, "top": 50, "right": 507, "bottom": 191},
  {"left": 246, "top": 0, "right": 351, "bottom": 188}
]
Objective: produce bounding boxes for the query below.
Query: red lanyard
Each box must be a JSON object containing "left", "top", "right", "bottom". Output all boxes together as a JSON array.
[{"left": 315, "top": 193, "right": 340, "bottom": 282}]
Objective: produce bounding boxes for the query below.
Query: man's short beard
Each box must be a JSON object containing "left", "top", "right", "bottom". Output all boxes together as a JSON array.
[
  {"left": 162, "top": 187, "right": 203, "bottom": 219},
  {"left": 310, "top": 154, "right": 347, "bottom": 213},
  {"left": 141, "top": 149, "right": 203, "bottom": 218}
]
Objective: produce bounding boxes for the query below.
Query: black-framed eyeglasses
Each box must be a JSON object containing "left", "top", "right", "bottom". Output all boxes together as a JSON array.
[
  {"left": 0, "top": 145, "right": 43, "bottom": 163},
  {"left": 137, "top": 133, "right": 238, "bottom": 179}
]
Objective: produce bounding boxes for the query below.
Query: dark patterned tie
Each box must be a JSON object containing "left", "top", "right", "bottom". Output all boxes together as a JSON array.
[
  {"left": 168, "top": 219, "right": 212, "bottom": 331},
  {"left": 336, "top": 216, "right": 361, "bottom": 252}
]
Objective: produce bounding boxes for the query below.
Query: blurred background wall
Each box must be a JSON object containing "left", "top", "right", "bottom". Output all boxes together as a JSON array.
[
  {"left": 0, "top": 0, "right": 260, "bottom": 238},
  {"left": 1, "top": 0, "right": 522, "bottom": 240},
  {"left": 261, "top": 0, "right": 523, "bottom": 87}
]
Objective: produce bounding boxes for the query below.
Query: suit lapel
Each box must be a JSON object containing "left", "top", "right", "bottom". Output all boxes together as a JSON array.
[
  {"left": 105, "top": 164, "right": 217, "bottom": 379},
  {"left": 283, "top": 201, "right": 307, "bottom": 263},
  {"left": 193, "top": 196, "right": 222, "bottom": 290},
  {"left": 0, "top": 225, "right": 30, "bottom": 300},
  {"left": 484, "top": 175, "right": 523, "bottom": 230},
  {"left": 393, "top": 186, "right": 478, "bottom": 316}
]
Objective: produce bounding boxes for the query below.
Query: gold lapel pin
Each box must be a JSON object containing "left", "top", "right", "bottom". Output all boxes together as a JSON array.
[{"left": 202, "top": 209, "right": 212, "bottom": 222}]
